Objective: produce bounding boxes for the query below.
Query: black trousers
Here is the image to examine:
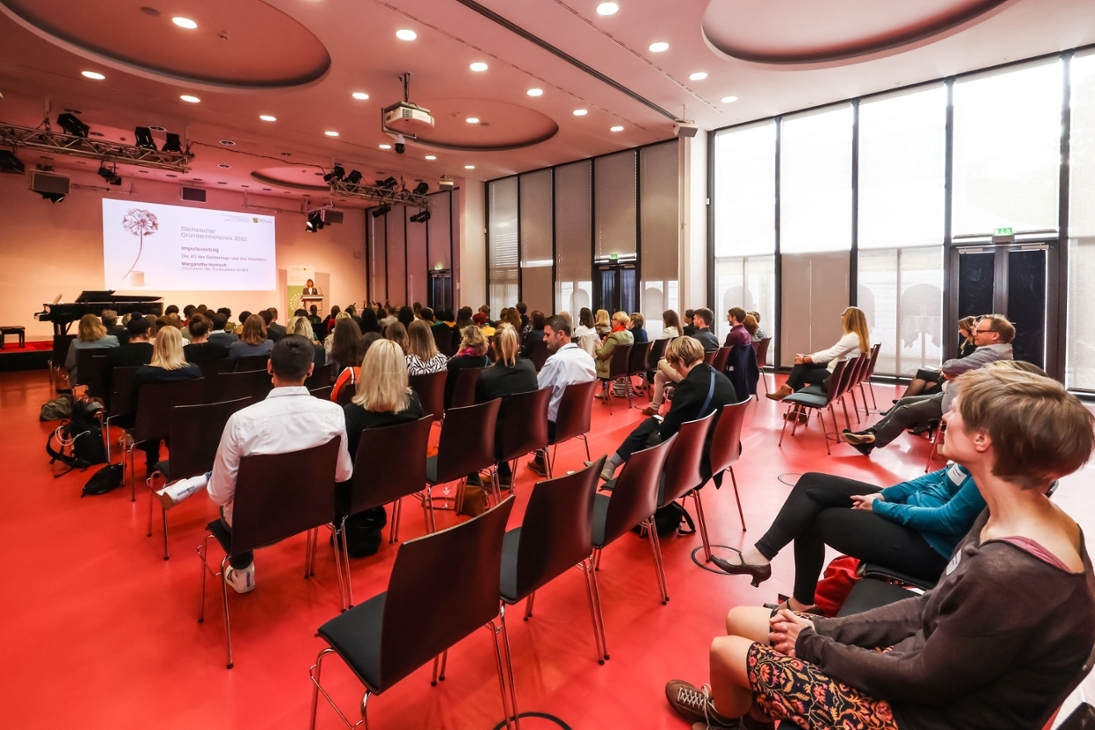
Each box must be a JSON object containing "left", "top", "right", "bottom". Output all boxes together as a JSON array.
[
  {"left": 753, "top": 473, "right": 948, "bottom": 605},
  {"left": 219, "top": 517, "right": 253, "bottom": 570},
  {"left": 615, "top": 417, "right": 663, "bottom": 463},
  {"left": 785, "top": 363, "right": 832, "bottom": 391}
]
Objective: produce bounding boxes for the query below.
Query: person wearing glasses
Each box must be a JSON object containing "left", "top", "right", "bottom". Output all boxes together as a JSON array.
[{"left": 841, "top": 314, "right": 1015, "bottom": 456}]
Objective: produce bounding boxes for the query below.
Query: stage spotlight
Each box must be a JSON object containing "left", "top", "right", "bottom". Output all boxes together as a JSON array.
[
  {"left": 409, "top": 209, "right": 431, "bottom": 223},
  {"left": 372, "top": 204, "right": 391, "bottom": 218},
  {"left": 161, "top": 133, "right": 182, "bottom": 153},
  {"left": 97, "top": 164, "right": 122, "bottom": 185},
  {"left": 413, "top": 181, "right": 429, "bottom": 195},
  {"left": 345, "top": 170, "right": 363, "bottom": 185},
  {"left": 323, "top": 165, "right": 345, "bottom": 183},
  {"left": 0, "top": 150, "right": 24, "bottom": 175},
  {"left": 57, "top": 112, "right": 89, "bottom": 138},
  {"left": 39, "top": 191, "right": 65, "bottom": 203},
  {"left": 134, "top": 127, "right": 156, "bottom": 149},
  {"left": 376, "top": 177, "right": 397, "bottom": 189},
  {"left": 305, "top": 210, "right": 325, "bottom": 232}
]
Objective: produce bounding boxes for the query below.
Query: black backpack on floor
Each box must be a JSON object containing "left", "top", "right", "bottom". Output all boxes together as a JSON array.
[
  {"left": 343, "top": 507, "right": 388, "bottom": 558},
  {"left": 634, "top": 501, "right": 696, "bottom": 538},
  {"left": 46, "top": 400, "right": 106, "bottom": 474}
]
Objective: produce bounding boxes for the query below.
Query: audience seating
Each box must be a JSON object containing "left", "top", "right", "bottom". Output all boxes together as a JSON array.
[
  {"left": 309, "top": 385, "right": 332, "bottom": 400},
  {"left": 711, "top": 346, "right": 732, "bottom": 375},
  {"left": 48, "top": 334, "right": 76, "bottom": 391},
  {"left": 449, "top": 366, "right": 485, "bottom": 410},
  {"left": 752, "top": 337, "right": 772, "bottom": 394},
  {"left": 126, "top": 378, "right": 206, "bottom": 500},
  {"left": 494, "top": 387, "right": 551, "bottom": 490},
  {"left": 207, "top": 369, "right": 273, "bottom": 404},
  {"left": 234, "top": 354, "right": 269, "bottom": 372},
  {"left": 500, "top": 458, "right": 609, "bottom": 664},
  {"left": 304, "top": 363, "right": 334, "bottom": 390},
  {"left": 335, "top": 382, "right": 356, "bottom": 406},
  {"left": 339, "top": 417, "right": 433, "bottom": 607},
  {"left": 198, "top": 437, "right": 344, "bottom": 669},
  {"left": 528, "top": 339, "right": 551, "bottom": 371},
  {"left": 146, "top": 397, "right": 253, "bottom": 559},
  {"left": 601, "top": 343, "right": 633, "bottom": 414},
  {"left": 778, "top": 359, "right": 851, "bottom": 456},
  {"left": 431, "top": 325, "right": 456, "bottom": 357},
  {"left": 547, "top": 379, "right": 598, "bottom": 476},
  {"left": 423, "top": 399, "right": 501, "bottom": 529},
  {"left": 103, "top": 365, "right": 140, "bottom": 461},
  {"left": 196, "top": 358, "right": 231, "bottom": 378},
  {"left": 309, "top": 497, "right": 518, "bottom": 730},
  {"left": 627, "top": 341, "right": 652, "bottom": 403},
  {"left": 860, "top": 343, "right": 882, "bottom": 412},
  {"left": 702, "top": 401, "right": 751, "bottom": 546},
  {"left": 644, "top": 337, "right": 671, "bottom": 395},
  {"left": 702, "top": 350, "right": 717, "bottom": 366},
  {"left": 75, "top": 350, "right": 108, "bottom": 399},
  {"left": 409, "top": 370, "right": 446, "bottom": 422},
  {"left": 925, "top": 421, "right": 946, "bottom": 472}
]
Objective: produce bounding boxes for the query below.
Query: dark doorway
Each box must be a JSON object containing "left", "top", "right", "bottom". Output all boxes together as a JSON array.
[
  {"left": 429, "top": 270, "right": 453, "bottom": 315},
  {"left": 593, "top": 262, "right": 637, "bottom": 315}
]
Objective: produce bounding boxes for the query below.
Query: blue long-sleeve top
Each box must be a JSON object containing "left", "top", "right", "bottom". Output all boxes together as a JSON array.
[{"left": 872, "top": 463, "right": 985, "bottom": 558}]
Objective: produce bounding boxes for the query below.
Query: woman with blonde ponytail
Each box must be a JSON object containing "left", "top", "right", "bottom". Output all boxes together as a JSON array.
[{"left": 476, "top": 324, "right": 539, "bottom": 487}]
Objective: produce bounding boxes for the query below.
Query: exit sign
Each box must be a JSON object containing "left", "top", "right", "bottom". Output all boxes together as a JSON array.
[
  {"left": 994, "top": 227, "right": 1013, "bottom": 236},
  {"left": 609, "top": 253, "right": 618, "bottom": 261}
]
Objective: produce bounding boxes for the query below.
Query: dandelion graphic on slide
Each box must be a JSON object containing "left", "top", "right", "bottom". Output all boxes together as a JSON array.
[{"left": 121, "top": 208, "right": 158, "bottom": 281}]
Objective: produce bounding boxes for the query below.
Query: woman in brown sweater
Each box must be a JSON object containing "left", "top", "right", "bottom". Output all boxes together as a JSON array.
[{"left": 667, "top": 366, "right": 1095, "bottom": 730}]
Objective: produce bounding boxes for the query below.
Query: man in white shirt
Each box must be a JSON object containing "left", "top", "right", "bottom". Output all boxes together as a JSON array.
[
  {"left": 527, "top": 315, "right": 596, "bottom": 476},
  {"left": 206, "top": 335, "right": 353, "bottom": 593}
]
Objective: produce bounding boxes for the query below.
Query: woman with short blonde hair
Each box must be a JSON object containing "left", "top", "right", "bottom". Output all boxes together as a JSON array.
[
  {"left": 594, "top": 309, "right": 611, "bottom": 337},
  {"left": 132, "top": 322, "right": 201, "bottom": 471},
  {"left": 149, "top": 326, "right": 189, "bottom": 370},
  {"left": 445, "top": 325, "right": 491, "bottom": 407}
]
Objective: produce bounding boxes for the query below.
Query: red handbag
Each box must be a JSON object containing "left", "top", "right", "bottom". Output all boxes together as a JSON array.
[{"left": 813, "top": 556, "right": 861, "bottom": 617}]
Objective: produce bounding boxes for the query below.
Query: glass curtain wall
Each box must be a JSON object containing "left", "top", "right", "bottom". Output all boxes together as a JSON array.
[
  {"left": 1069, "top": 51, "right": 1095, "bottom": 391},
  {"left": 640, "top": 141, "right": 680, "bottom": 329},
  {"left": 555, "top": 161, "right": 593, "bottom": 316},
  {"left": 487, "top": 178, "right": 519, "bottom": 313},
  {"left": 519, "top": 169, "right": 554, "bottom": 315}
]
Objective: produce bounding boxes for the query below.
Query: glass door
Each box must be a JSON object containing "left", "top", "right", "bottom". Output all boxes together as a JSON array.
[
  {"left": 593, "top": 262, "right": 638, "bottom": 314},
  {"left": 429, "top": 270, "right": 453, "bottom": 314}
]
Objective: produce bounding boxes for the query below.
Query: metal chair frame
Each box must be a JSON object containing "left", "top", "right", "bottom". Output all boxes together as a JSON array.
[
  {"left": 778, "top": 360, "right": 851, "bottom": 456},
  {"left": 547, "top": 379, "right": 598, "bottom": 477},
  {"left": 599, "top": 343, "right": 633, "bottom": 414}
]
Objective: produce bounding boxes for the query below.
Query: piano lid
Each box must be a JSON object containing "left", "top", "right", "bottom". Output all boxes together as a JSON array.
[{"left": 74, "top": 291, "right": 162, "bottom": 304}]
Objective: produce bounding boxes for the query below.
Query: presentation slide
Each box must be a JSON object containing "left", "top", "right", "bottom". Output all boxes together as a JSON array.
[{"left": 102, "top": 199, "right": 276, "bottom": 291}]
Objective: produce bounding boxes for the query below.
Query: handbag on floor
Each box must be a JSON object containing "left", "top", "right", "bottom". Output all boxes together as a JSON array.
[
  {"left": 81, "top": 464, "right": 125, "bottom": 497},
  {"left": 343, "top": 506, "right": 387, "bottom": 558},
  {"left": 813, "top": 556, "right": 861, "bottom": 617}
]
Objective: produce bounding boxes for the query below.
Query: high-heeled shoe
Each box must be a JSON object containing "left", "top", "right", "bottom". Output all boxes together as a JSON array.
[{"left": 709, "top": 555, "right": 772, "bottom": 587}]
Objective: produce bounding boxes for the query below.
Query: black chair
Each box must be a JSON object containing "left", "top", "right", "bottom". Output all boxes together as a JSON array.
[
  {"left": 859, "top": 343, "right": 882, "bottom": 412},
  {"left": 76, "top": 350, "right": 108, "bottom": 399},
  {"left": 592, "top": 436, "right": 676, "bottom": 609},
  {"left": 696, "top": 401, "right": 751, "bottom": 561},
  {"left": 778, "top": 359, "right": 851, "bottom": 456},
  {"left": 703, "top": 349, "right": 717, "bottom": 366},
  {"left": 424, "top": 399, "right": 501, "bottom": 529},
  {"left": 234, "top": 354, "right": 269, "bottom": 372},
  {"left": 126, "top": 378, "right": 206, "bottom": 501},
  {"left": 48, "top": 334, "right": 76, "bottom": 391},
  {"left": 599, "top": 343, "right": 633, "bottom": 414},
  {"left": 208, "top": 369, "right": 273, "bottom": 404},
  {"left": 309, "top": 498, "right": 518, "bottom": 730},
  {"left": 409, "top": 370, "right": 446, "bottom": 423},
  {"left": 431, "top": 325, "right": 456, "bottom": 357},
  {"left": 339, "top": 417, "right": 433, "bottom": 607},
  {"left": 711, "top": 346, "right": 732, "bottom": 375},
  {"left": 449, "top": 366, "right": 485, "bottom": 410},
  {"left": 336, "top": 381, "right": 357, "bottom": 406},
  {"left": 146, "top": 397, "right": 252, "bottom": 559},
  {"left": 627, "top": 341, "right": 652, "bottom": 406},
  {"left": 547, "top": 379, "right": 598, "bottom": 476},
  {"left": 527, "top": 339, "right": 551, "bottom": 371},
  {"left": 196, "top": 358, "right": 231, "bottom": 378},
  {"left": 494, "top": 387, "right": 551, "bottom": 490},
  {"left": 198, "top": 438, "right": 344, "bottom": 669},
  {"left": 103, "top": 365, "right": 140, "bottom": 461},
  {"left": 644, "top": 337, "right": 671, "bottom": 395},
  {"left": 304, "top": 363, "right": 334, "bottom": 390},
  {"left": 500, "top": 458, "right": 609, "bottom": 664},
  {"left": 309, "top": 385, "right": 333, "bottom": 400}
]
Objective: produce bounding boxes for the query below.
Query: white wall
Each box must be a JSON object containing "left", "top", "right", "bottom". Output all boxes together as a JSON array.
[
  {"left": 459, "top": 181, "right": 486, "bottom": 310},
  {"left": 0, "top": 172, "right": 368, "bottom": 340},
  {"left": 680, "top": 132, "right": 710, "bottom": 311}
]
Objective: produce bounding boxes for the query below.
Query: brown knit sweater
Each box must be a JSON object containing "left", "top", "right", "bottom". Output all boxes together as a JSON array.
[{"left": 797, "top": 510, "right": 1095, "bottom": 730}]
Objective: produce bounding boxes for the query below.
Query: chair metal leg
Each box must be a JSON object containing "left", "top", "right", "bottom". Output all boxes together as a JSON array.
[
  {"left": 580, "top": 558, "right": 607, "bottom": 664},
  {"left": 849, "top": 388, "right": 862, "bottom": 423},
  {"left": 499, "top": 605, "right": 521, "bottom": 730},
  {"left": 487, "top": 619, "right": 518, "bottom": 730},
  {"left": 586, "top": 558, "right": 609, "bottom": 661},
  {"left": 219, "top": 555, "right": 234, "bottom": 669},
  {"left": 626, "top": 376, "right": 633, "bottom": 410},
  {"left": 581, "top": 433, "right": 590, "bottom": 461},
  {"left": 820, "top": 407, "right": 832, "bottom": 456},
  {"left": 330, "top": 524, "right": 347, "bottom": 612},
  {"left": 644, "top": 519, "right": 669, "bottom": 604},
  {"left": 523, "top": 591, "right": 536, "bottom": 621},
  {"left": 865, "top": 380, "right": 878, "bottom": 411},
  {"left": 840, "top": 396, "right": 852, "bottom": 432},
  {"left": 341, "top": 516, "right": 354, "bottom": 609},
  {"left": 691, "top": 489, "right": 713, "bottom": 562},
  {"left": 146, "top": 476, "right": 155, "bottom": 537},
  {"left": 304, "top": 528, "right": 314, "bottom": 579},
  {"left": 161, "top": 503, "right": 170, "bottom": 560},
  {"left": 197, "top": 534, "right": 213, "bottom": 624},
  {"left": 728, "top": 467, "right": 746, "bottom": 530},
  {"left": 128, "top": 446, "right": 136, "bottom": 502},
  {"left": 309, "top": 646, "right": 370, "bottom": 730},
  {"left": 389, "top": 498, "right": 401, "bottom": 544},
  {"left": 790, "top": 406, "right": 803, "bottom": 436},
  {"left": 778, "top": 406, "right": 791, "bottom": 447},
  {"left": 593, "top": 546, "right": 603, "bottom": 571}
]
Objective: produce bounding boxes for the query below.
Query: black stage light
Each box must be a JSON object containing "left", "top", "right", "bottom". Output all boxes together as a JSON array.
[
  {"left": 40, "top": 191, "right": 65, "bottom": 203},
  {"left": 305, "top": 210, "right": 325, "bottom": 232},
  {"left": 345, "top": 170, "right": 363, "bottom": 186},
  {"left": 161, "top": 133, "right": 182, "bottom": 153},
  {"left": 376, "top": 177, "right": 397, "bottom": 189},
  {"left": 413, "top": 181, "right": 429, "bottom": 195},
  {"left": 323, "top": 165, "right": 345, "bottom": 183},
  {"left": 0, "top": 150, "right": 24, "bottom": 174},
  {"left": 134, "top": 127, "right": 156, "bottom": 149},
  {"left": 371, "top": 204, "right": 391, "bottom": 218},
  {"left": 97, "top": 164, "right": 122, "bottom": 185},
  {"left": 57, "top": 112, "right": 89, "bottom": 137},
  {"left": 409, "top": 209, "right": 431, "bottom": 223}
]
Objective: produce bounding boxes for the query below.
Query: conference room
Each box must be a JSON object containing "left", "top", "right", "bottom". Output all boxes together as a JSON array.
[{"left": 2, "top": 1, "right": 1095, "bottom": 729}]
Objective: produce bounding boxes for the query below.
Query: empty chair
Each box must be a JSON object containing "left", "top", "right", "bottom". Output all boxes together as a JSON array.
[
  {"left": 76, "top": 350, "right": 108, "bottom": 399},
  {"left": 627, "top": 341, "right": 652, "bottom": 404},
  {"left": 304, "top": 362, "right": 334, "bottom": 390},
  {"left": 696, "top": 401, "right": 751, "bottom": 560},
  {"left": 309, "top": 497, "right": 518, "bottom": 730},
  {"left": 234, "top": 354, "right": 269, "bottom": 372},
  {"left": 500, "top": 457, "right": 609, "bottom": 663},
  {"left": 753, "top": 337, "right": 772, "bottom": 394},
  {"left": 448, "top": 366, "right": 485, "bottom": 410},
  {"left": 431, "top": 324, "right": 455, "bottom": 357},
  {"left": 495, "top": 387, "right": 551, "bottom": 490},
  {"left": 146, "top": 397, "right": 252, "bottom": 559},
  {"left": 409, "top": 370, "right": 446, "bottom": 422},
  {"left": 778, "top": 359, "right": 851, "bottom": 456},
  {"left": 208, "top": 369, "right": 273, "bottom": 404},
  {"left": 703, "top": 350, "right": 717, "bottom": 366},
  {"left": 103, "top": 365, "right": 140, "bottom": 461},
  {"left": 547, "top": 379, "right": 598, "bottom": 476},
  {"left": 126, "top": 378, "right": 206, "bottom": 500},
  {"left": 527, "top": 339, "right": 551, "bottom": 371},
  {"left": 600, "top": 343, "right": 633, "bottom": 414},
  {"left": 197, "top": 437, "right": 344, "bottom": 669},
  {"left": 338, "top": 417, "right": 433, "bottom": 607},
  {"left": 424, "top": 399, "right": 501, "bottom": 529}
]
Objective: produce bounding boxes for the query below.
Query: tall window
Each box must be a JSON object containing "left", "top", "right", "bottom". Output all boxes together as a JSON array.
[
  {"left": 519, "top": 169, "right": 554, "bottom": 314},
  {"left": 555, "top": 161, "right": 593, "bottom": 316},
  {"left": 1068, "top": 51, "right": 1095, "bottom": 391},
  {"left": 640, "top": 141, "right": 680, "bottom": 328},
  {"left": 488, "top": 178, "right": 519, "bottom": 313},
  {"left": 780, "top": 105, "right": 853, "bottom": 254}
]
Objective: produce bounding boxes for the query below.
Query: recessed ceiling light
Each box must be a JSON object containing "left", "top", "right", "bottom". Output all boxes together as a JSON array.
[
  {"left": 689, "top": 72, "right": 707, "bottom": 81},
  {"left": 379, "top": 144, "right": 391, "bottom": 149},
  {"left": 395, "top": 29, "right": 417, "bottom": 41},
  {"left": 218, "top": 164, "right": 231, "bottom": 169},
  {"left": 720, "top": 95, "right": 739, "bottom": 103},
  {"left": 610, "top": 125, "right": 624, "bottom": 132},
  {"left": 352, "top": 92, "right": 369, "bottom": 100},
  {"left": 81, "top": 71, "right": 105, "bottom": 80},
  {"left": 527, "top": 88, "right": 543, "bottom": 97},
  {"left": 259, "top": 114, "right": 276, "bottom": 122},
  {"left": 172, "top": 17, "right": 197, "bottom": 29},
  {"left": 425, "top": 155, "right": 436, "bottom": 160},
  {"left": 179, "top": 94, "right": 200, "bottom": 103},
  {"left": 649, "top": 41, "right": 669, "bottom": 52},
  {"left": 219, "top": 139, "right": 235, "bottom": 146},
  {"left": 470, "top": 62, "right": 488, "bottom": 72},
  {"left": 464, "top": 165, "right": 475, "bottom": 169},
  {"left": 149, "top": 125, "right": 166, "bottom": 132},
  {"left": 573, "top": 109, "right": 588, "bottom": 116},
  {"left": 466, "top": 117, "right": 480, "bottom": 124},
  {"left": 596, "top": 2, "right": 619, "bottom": 15},
  {"left": 325, "top": 130, "right": 339, "bottom": 137}
]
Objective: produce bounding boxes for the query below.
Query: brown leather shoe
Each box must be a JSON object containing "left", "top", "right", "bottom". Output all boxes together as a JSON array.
[
  {"left": 765, "top": 384, "right": 793, "bottom": 401},
  {"left": 641, "top": 405, "right": 659, "bottom": 416}
]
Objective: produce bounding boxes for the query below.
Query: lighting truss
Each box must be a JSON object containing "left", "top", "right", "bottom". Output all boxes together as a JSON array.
[
  {"left": 328, "top": 179, "right": 430, "bottom": 208},
  {"left": 0, "top": 123, "right": 194, "bottom": 172}
]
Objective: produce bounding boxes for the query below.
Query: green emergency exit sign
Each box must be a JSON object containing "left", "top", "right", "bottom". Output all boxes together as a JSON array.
[
  {"left": 609, "top": 253, "right": 618, "bottom": 261},
  {"left": 994, "top": 227, "right": 1013, "bottom": 236}
]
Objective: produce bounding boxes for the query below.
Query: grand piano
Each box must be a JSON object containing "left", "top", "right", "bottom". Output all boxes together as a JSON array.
[{"left": 36, "top": 291, "right": 164, "bottom": 335}]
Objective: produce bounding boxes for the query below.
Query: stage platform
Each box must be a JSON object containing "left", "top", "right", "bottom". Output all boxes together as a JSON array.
[{"left": 0, "top": 341, "right": 51, "bottom": 372}]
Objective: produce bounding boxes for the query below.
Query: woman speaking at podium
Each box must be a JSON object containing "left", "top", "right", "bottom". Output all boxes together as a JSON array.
[{"left": 302, "top": 279, "right": 320, "bottom": 296}]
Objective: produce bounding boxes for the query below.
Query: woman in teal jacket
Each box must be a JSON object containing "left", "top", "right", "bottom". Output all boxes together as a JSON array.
[{"left": 710, "top": 464, "right": 984, "bottom": 612}]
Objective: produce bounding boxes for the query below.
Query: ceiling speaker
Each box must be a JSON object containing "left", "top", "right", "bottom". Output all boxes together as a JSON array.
[
  {"left": 30, "top": 171, "right": 70, "bottom": 195},
  {"left": 324, "top": 210, "right": 344, "bottom": 225},
  {"left": 181, "top": 186, "right": 207, "bottom": 202}
]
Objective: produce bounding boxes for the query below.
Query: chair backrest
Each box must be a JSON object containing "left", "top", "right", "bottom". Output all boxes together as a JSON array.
[
  {"left": 431, "top": 325, "right": 455, "bottom": 357},
  {"left": 755, "top": 337, "right": 772, "bottom": 369},
  {"left": 78, "top": 352, "right": 108, "bottom": 398},
  {"left": 863, "top": 342, "right": 882, "bottom": 379},
  {"left": 409, "top": 370, "right": 447, "bottom": 421},
  {"left": 552, "top": 379, "right": 597, "bottom": 442},
  {"left": 647, "top": 337, "right": 670, "bottom": 369},
  {"left": 375, "top": 497, "right": 515, "bottom": 690},
  {"left": 598, "top": 436, "right": 676, "bottom": 549},
  {"left": 528, "top": 340, "right": 551, "bottom": 372},
  {"left": 166, "top": 397, "right": 253, "bottom": 481},
  {"left": 336, "top": 381, "right": 356, "bottom": 406},
  {"left": 196, "top": 358, "right": 231, "bottom": 378},
  {"left": 230, "top": 437, "right": 342, "bottom": 554},
  {"left": 702, "top": 349, "right": 717, "bottom": 366},
  {"left": 824, "top": 359, "right": 851, "bottom": 403},
  {"left": 132, "top": 378, "right": 207, "bottom": 444},
  {"left": 106, "top": 365, "right": 140, "bottom": 418},
  {"left": 449, "top": 366, "right": 485, "bottom": 410},
  {"left": 304, "top": 362, "right": 334, "bottom": 390},
  {"left": 498, "top": 387, "right": 552, "bottom": 463},
  {"left": 712, "top": 346, "right": 732, "bottom": 374},
  {"left": 659, "top": 411, "right": 716, "bottom": 506},
  {"left": 435, "top": 399, "right": 501, "bottom": 484},
  {"left": 310, "top": 385, "right": 333, "bottom": 400},
  {"left": 608, "top": 343, "right": 633, "bottom": 379},
  {"left": 707, "top": 401, "right": 750, "bottom": 476},
  {"left": 51, "top": 334, "right": 75, "bottom": 364},
  {"left": 234, "top": 354, "right": 269, "bottom": 372},
  {"left": 628, "top": 341, "right": 652, "bottom": 376},
  {"left": 513, "top": 458, "right": 604, "bottom": 600},
  {"left": 349, "top": 417, "right": 433, "bottom": 516},
  {"left": 209, "top": 369, "right": 272, "bottom": 404}
]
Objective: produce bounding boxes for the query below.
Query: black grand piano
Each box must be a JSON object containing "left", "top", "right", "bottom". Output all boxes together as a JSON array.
[{"left": 36, "top": 291, "right": 163, "bottom": 335}]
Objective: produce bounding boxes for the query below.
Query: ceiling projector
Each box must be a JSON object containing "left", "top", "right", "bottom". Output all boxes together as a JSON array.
[{"left": 382, "top": 101, "right": 435, "bottom": 130}]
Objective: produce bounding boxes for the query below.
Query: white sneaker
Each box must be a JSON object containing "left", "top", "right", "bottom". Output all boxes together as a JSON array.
[{"left": 224, "top": 564, "right": 255, "bottom": 594}]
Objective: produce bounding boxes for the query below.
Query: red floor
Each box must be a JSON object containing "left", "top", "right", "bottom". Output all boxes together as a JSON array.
[{"left": 1, "top": 369, "right": 1091, "bottom": 729}]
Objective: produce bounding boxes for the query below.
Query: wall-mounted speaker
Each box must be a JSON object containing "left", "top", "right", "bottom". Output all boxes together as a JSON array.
[
  {"left": 324, "top": 209, "right": 344, "bottom": 225},
  {"left": 30, "top": 171, "right": 70, "bottom": 195},
  {"left": 181, "top": 186, "right": 207, "bottom": 202}
]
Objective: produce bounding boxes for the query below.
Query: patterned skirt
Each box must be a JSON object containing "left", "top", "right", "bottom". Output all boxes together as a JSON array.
[{"left": 746, "top": 642, "right": 899, "bottom": 729}]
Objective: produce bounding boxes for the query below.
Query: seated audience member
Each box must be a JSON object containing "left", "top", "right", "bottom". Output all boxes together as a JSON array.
[
  {"left": 557, "top": 311, "right": 574, "bottom": 330},
  {"left": 377, "top": 306, "right": 397, "bottom": 328},
  {"left": 358, "top": 306, "right": 382, "bottom": 335},
  {"left": 132, "top": 326, "right": 202, "bottom": 471},
  {"left": 841, "top": 316, "right": 1016, "bottom": 455},
  {"left": 286, "top": 315, "right": 325, "bottom": 368},
  {"left": 665, "top": 366, "right": 1095, "bottom": 730},
  {"left": 183, "top": 315, "right": 229, "bottom": 362},
  {"left": 207, "top": 312, "right": 239, "bottom": 347},
  {"left": 330, "top": 333, "right": 382, "bottom": 403},
  {"left": 682, "top": 308, "right": 697, "bottom": 336},
  {"left": 742, "top": 314, "right": 759, "bottom": 342},
  {"left": 324, "top": 311, "right": 350, "bottom": 355},
  {"left": 196, "top": 336, "right": 354, "bottom": 593},
  {"left": 237, "top": 310, "right": 251, "bottom": 330},
  {"left": 435, "top": 310, "right": 456, "bottom": 329},
  {"left": 690, "top": 308, "right": 721, "bottom": 352},
  {"left": 328, "top": 317, "right": 364, "bottom": 383},
  {"left": 516, "top": 301, "right": 530, "bottom": 333},
  {"left": 897, "top": 316, "right": 980, "bottom": 400},
  {"left": 227, "top": 314, "right": 274, "bottom": 369},
  {"left": 520, "top": 310, "right": 547, "bottom": 357},
  {"left": 594, "top": 311, "right": 635, "bottom": 397},
  {"left": 397, "top": 306, "right": 415, "bottom": 329},
  {"left": 101, "top": 309, "right": 128, "bottom": 344},
  {"left": 596, "top": 336, "right": 736, "bottom": 482},
  {"left": 260, "top": 309, "right": 285, "bottom": 342},
  {"left": 572, "top": 308, "right": 599, "bottom": 357},
  {"left": 642, "top": 308, "right": 717, "bottom": 415},
  {"left": 659, "top": 310, "right": 682, "bottom": 340},
  {"left": 478, "top": 304, "right": 494, "bottom": 327},
  {"left": 164, "top": 304, "right": 180, "bottom": 318},
  {"left": 502, "top": 307, "right": 522, "bottom": 332},
  {"left": 383, "top": 321, "right": 409, "bottom": 354},
  {"left": 473, "top": 311, "right": 496, "bottom": 338},
  {"left": 419, "top": 307, "right": 435, "bottom": 324},
  {"left": 527, "top": 315, "right": 598, "bottom": 476},
  {"left": 477, "top": 325, "right": 538, "bottom": 487},
  {"left": 182, "top": 304, "right": 196, "bottom": 324},
  {"left": 723, "top": 307, "right": 750, "bottom": 347},
  {"left": 629, "top": 312, "right": 649, "bottom": 344},
  {"left": 307, "top": 305, "right": 322, "bottom": 326},
  {"left": 342, "top": 339, "right": 424, "bottom": 461},
  {"left": 405, "top": 320, "right": 447, "bottom": 375},
  {"left": 747, "top": 310, "right": 767, "bottom": 341},
  {"left": 105, "top": 316, "right": 154, "bottom": 389},
  {"left": 445, "top": 325, "right": 491, "bottom": 408},
  {"left": 65, "top": 313, "right": 120, "bottom": 383},
  {"left": 594, "top": 309, "right": 612, "bottom": 338},
  {"left": 768, "top": 306, "right": 870, "bottom": 401},
  {"left": 322, "top": 305, "right": 341, "bottom": 334}
]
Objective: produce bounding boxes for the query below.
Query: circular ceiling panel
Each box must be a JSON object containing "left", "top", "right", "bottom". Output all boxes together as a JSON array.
[
  {"left": 701, "top": 0, "right": 1012, "bottom": 66},
  {"left": 251, "top": 166, "right": 330, "bottom": 192},
  {"left": 411, "top": 99, "right": 558, "bottom": 152},
  {"left": 0, "top": 0, "right": 330, "bottom": 88}
]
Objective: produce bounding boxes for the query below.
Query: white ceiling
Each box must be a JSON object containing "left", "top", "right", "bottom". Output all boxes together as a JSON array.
[{"left": 0, "top": 0, "right": 1092, "bottom": 203}]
